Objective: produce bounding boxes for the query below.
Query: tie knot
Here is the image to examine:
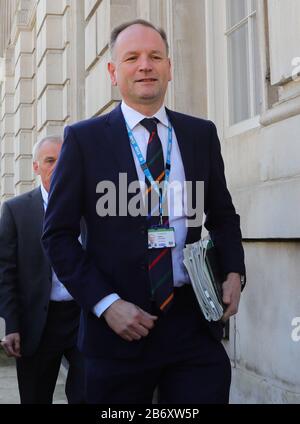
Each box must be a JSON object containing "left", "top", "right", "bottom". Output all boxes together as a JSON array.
[{"left": 140, "top": 118, "right": 158, "bottom": 134}]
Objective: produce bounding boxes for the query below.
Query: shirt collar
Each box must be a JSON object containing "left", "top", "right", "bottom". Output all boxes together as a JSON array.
[
  {"left": 121, "top": 101, "right": 169, "bottom": 130},
  {"left": 40, "top": 183, "right": 48, "bottom": 207}
]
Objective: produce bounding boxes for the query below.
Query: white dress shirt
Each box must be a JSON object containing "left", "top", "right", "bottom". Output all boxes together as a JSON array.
[
  {"left": 93, "top": 101, "right": 190, "bottom": 317},
  {"left": 41, "top": 184, "right": 74, "bottom": 301}
]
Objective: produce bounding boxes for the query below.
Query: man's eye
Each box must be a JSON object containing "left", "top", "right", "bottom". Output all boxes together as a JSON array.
[
  {"left": 126, "top": 56, "right": 137, "bottom": 61},
  {"left": 152, "top": 56, "right": 162, "bottom": 60}
]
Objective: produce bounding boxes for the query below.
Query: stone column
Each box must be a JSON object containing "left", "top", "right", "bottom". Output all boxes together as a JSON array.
[
  {"left": 13, "top": 23, "right": 35, "bottom": 195},
  {"left": 84, "top": 0, "right": 137, "bottom": 118},
  {"left": 163, "top": 0, "right": 207, "bottom": 118},
  {"left": 0, "top": 48, "right": 15, "bottom": 200},
  {"left": 36, "top": 0, "right": 70, "bottom": 138}
]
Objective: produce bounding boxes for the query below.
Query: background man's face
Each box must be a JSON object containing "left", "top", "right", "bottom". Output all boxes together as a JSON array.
[
  {"left": 33, "top": 141, "right": 62, "bottom": 192},
  {"left": 108, "top": 24, "right": 171, "bottom": 111}
]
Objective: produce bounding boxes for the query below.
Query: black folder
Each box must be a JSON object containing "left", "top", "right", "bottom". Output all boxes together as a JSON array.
[{"left": 204, "top": 240, "right": 224, "bottom": 306}]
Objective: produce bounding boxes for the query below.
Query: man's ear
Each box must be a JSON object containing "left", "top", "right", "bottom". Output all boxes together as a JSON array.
[
  {"left": 168, "top": 58, "right": 172, "bottom": 82},
  {"left": 107, "top": 62, "right": 117, "bottom": 86},
  {"left": 33, "top": 161, "right": 39, "bottom": 176}
]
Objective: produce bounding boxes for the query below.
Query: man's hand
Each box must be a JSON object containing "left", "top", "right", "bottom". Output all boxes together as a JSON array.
[
  {"left": 1, "top": 332, "right": 21, "bottom": 358},
  {"left": 221, "top": 272, "right": 241, "bottom": 322},
  {"left": 103, "top": 299, "right": 158, "bottom": 342}
]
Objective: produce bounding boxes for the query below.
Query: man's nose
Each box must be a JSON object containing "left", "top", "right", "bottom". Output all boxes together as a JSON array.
[{"left": 138, "top": 56, "right": 153, "bottom": 71}]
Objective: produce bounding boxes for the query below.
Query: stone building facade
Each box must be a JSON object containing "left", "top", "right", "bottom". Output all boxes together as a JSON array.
[{"left": 0, "top": 0, "right": 299, "bottom": 403}]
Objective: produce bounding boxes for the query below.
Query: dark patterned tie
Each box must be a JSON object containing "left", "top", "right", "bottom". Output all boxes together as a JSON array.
[{"left": 140, "top": 118, "right": 174, "bottom": 312}]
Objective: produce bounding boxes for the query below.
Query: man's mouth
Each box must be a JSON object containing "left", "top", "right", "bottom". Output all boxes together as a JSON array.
[{"left": 135, "top": 78, "right": 157, "bottom": 82}]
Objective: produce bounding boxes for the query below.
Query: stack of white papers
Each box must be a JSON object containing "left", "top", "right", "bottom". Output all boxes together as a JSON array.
[{"left": 183, "top": 239, "right": 224, "bottom": 322}]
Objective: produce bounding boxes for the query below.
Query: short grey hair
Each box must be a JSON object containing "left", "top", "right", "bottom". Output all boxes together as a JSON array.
[
  {"left": 110, "top": 19, "right": 169, "bottom": 57},
  {"left": 32, "top": 135, "right": 63, "bottom": 161}
]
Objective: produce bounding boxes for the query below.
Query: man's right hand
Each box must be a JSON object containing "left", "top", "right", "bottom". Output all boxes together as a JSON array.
[
  {"left": 1, "top": 332, "right": 21, "bottom": 358},
  {"left": 103, "top": 299, "right": 158, "bottom": 342}
]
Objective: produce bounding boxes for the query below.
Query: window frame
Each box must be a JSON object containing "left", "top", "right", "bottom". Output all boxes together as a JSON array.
[{"left": 224, "top": 0, "right": 263, "bottom": 136}]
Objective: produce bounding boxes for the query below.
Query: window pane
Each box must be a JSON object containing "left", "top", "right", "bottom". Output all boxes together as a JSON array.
[
  {"left": 227, "top": 0, "right": 247, "bottom": 28},
  {"left": 228, "top": 23, "right": 251, "bottom": 125},
  {"left": 252, "top": 15, "right": 262, "bottom": 115}
]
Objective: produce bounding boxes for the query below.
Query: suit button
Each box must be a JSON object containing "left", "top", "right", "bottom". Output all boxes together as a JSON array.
[{"left": 140, "top": 226, "right": 146, "bottom": 236}]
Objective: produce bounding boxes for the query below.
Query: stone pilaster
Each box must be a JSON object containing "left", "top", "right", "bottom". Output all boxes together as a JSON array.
[
  {"left": 84, "top": 0, "right": 137, "bottom": 118},
  {"left": 0, "top": 48, "right": 15, "bottom": 200},
  {"left": 36, "top": 0, "right": 70, "bottom": 139},
  {"left": 14, "top": 27, "right": 35, "bottom": 194}
]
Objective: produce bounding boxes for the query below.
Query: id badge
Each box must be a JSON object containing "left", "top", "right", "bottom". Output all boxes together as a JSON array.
[{"left": 148, "top": 227, "right": 176, "bottom": 249}]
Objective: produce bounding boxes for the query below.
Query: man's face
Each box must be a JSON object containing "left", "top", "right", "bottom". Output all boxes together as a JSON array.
[
  {"left": 33, "top": 141, "right": 62, "bottom": 192},
  {"left": 108, "top": 24, "right": 172, "bottom": 112}
]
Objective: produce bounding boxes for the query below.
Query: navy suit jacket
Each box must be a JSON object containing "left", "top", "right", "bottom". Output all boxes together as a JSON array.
[{"left": 42, "top": 104, "right": 245, "bottom": 358}]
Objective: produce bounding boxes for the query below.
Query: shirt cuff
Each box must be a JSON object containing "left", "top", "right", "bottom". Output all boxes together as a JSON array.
[{"left": 92, "top": 293, "right": 120, "bottom": 318}]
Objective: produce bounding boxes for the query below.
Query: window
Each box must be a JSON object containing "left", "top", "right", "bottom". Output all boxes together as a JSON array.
[{"left": 226, "top": 0, "right": 262, "bottom": 125}]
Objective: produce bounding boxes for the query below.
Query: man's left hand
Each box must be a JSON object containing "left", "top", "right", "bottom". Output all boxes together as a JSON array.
[{"left": 221, "top": 272, "right": 241, "bottom": 322}]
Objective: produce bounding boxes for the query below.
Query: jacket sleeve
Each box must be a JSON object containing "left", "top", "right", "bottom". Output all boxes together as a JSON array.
[
  {"left": 0, "top": 202, "right": 20, "bottom": 334},
  {"left": 204, "top": 121, "right": 246, "bottom": 279},
  {"left": 42, "top": 125, "right": 114, "bottom": 312}
]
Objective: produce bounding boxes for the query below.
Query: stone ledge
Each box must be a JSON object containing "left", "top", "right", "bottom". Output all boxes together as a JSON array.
[
  {"left": 260, "top": 96, "right": 300, "bottom": 126},
  {"left": 230, "top": 366, "right": 300, "bottom": 404}
]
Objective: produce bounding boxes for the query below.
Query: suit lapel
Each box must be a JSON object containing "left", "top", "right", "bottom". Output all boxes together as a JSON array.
[
  {"left": 105, "top": 103, "right": 139, "bottom": 186},
  {"left": 28, "top": 187, "right": 45, "bottom": 234},
  {"left": 166, "top": 108, "right": 195, "bottom": 184},
  {"left": 28, "top": 187, "right": 52, "bottom": 278},
  {"left": 166, "top": 109, "right": 200, "bottom": 243}
]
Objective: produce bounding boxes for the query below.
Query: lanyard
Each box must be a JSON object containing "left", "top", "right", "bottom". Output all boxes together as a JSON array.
[{"left": 125, "top": 120, "right": 173, "bottom": 220}]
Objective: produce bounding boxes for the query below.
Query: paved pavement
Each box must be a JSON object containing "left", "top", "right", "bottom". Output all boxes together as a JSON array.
[{"left": 0, "top": 348, "right": 67, "bottom": 404}]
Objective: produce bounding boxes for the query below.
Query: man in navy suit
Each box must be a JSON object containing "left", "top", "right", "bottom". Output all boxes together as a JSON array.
[{"left": 42, "top": 19, "right": 245, "bottom": 404}]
